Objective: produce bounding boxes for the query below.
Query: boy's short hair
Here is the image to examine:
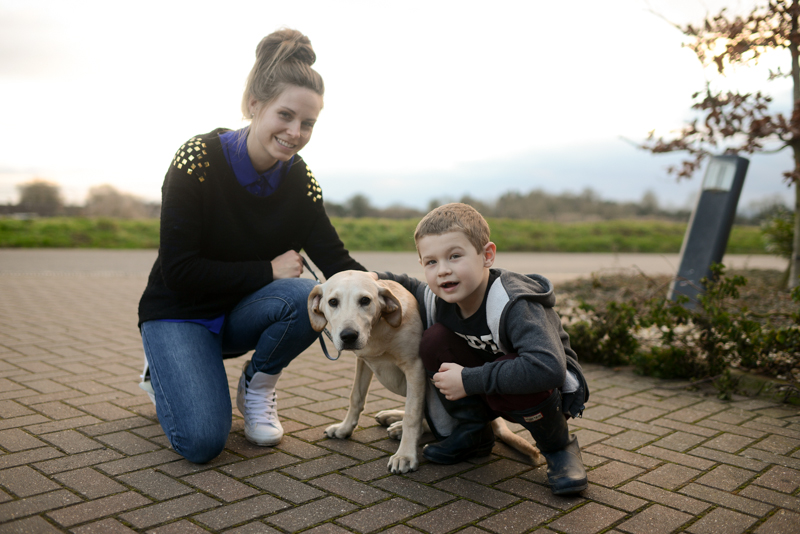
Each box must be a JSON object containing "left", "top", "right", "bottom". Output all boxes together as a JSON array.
[{"left": 414, "top": 203, "right": 490, "bottom": 254}]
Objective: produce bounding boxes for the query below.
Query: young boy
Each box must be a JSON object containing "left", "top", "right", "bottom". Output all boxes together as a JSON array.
[{"left": 376, "top": 203, "right": 588, "bottom": 495}]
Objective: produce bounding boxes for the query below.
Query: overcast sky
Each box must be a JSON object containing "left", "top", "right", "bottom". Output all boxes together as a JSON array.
[{"left": 0, "top": 0, "right": 794, "bottom": 211}]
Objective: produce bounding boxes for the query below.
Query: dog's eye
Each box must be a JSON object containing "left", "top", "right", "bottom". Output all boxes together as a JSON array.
[
  {"left": 328, "top": 298, "right": 338, "bottom": 308},
  {"left": 359, "top": 297, "right": 371, "bottom": 306}
]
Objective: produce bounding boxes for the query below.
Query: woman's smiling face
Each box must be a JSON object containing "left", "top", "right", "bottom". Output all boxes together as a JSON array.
[{"left": 247, "top": 85, "right": 323, "bottom": 172}]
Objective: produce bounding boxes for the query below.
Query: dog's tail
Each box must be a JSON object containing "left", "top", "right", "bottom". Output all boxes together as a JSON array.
[{"left": 491, "top": 419, "right": 547, "bottom": 466}]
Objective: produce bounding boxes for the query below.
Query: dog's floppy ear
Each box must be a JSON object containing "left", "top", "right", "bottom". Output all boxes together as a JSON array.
[
  {"left": 378, "top": 285, "right": 403, "bottom": 328},
  {"left": 307, "top": 285, "right": 328, "bottom": 332}
]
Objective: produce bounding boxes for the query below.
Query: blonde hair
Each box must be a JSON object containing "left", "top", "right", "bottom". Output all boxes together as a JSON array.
[
  {"left": 241, "top": 28, "right": 324, "bottom": 119},
  {"left": 414, "top": 203, "right": 490, "bottom": 254}
]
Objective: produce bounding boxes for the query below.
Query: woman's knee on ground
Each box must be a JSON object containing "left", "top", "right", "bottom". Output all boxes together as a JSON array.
[{"left": 169, "top": 421, "right": 230, "bottom": 464}]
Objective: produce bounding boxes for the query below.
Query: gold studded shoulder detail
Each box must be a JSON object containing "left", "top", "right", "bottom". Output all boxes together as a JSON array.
[
  {"left": 305, "top": 165, "right": 323, "bottom": 203},
  {"left": 171, "top": 136, "right": 211, "bottom": 183}
]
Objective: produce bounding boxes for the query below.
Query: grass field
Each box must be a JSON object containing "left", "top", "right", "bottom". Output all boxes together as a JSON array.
[{"left": 0, "top": 216, "right": 768, "bottom": 253}]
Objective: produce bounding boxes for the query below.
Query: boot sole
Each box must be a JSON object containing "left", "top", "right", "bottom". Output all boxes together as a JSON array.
[{"left": 551, "top": 479, "right": 588, "bottom": 495}]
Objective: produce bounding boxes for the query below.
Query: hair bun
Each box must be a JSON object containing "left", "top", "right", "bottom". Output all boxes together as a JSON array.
[{"left": 256, "top": 28, "right": 316, "bottom": 67}]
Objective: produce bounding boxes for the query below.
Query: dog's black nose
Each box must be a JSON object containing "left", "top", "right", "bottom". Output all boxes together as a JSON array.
[{"left": 340, "top": 328, "right": 359, "bottom": 344}]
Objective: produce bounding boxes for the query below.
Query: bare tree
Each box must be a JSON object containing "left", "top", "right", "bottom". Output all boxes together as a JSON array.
[
  {"left": 642, "top": 0, "right": 800, "bottom": 288},
  {"left": 17, "top": 179, "right": 63, "bottom": 216},
  {"left": 84, "top": 184, "right": 153, "bottom": 218}
]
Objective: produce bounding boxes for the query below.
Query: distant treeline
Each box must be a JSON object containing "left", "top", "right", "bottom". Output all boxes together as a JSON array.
[
  {"left": 1, "top": 180, "right": 789, "bottom": 225},
  {"left": 323, "top": 189, "right": 786, "bottom": 225}
]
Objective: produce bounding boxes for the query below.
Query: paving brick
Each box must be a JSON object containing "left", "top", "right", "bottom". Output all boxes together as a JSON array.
[
  {"left": 742, "top": 447, "right": 800, "bottom": 470},
  {"left": 753, "top": 465, "right": 800, "bottom": 493},
  {"left": 478, "top": 500, "right": 558, "bottom": 534},
  {"left": 70, "top": 517, "right": 137, "bottom": 533},
  {"left": 696, "top": 464, "right": 755, "bottom": 491},
  {"left": 0, "top": 428, "right": 46, "bottom": 451},
  {"left": 605, "top": 417, "right": 671, "bottom": 437},
  {"left": 751, "top": 434, "right": 800, "bottom": 455},
  {"left": 637, "top": 445, "right": 715, "bottom": 470},
  {"left": 95, "top": 449, "right": 180, "bottom": 475},
  {"left": 754, "top": 509, "right": 800, "bottom": 534},
  {"left": 279, "top": 407, "right": 335, "bottom": 427},
  {"left": 651, "top": 417, "right": 718, "bottom": 437},
  {"left": 0, "top": 400, "right": 34, "bottom": 418},
  {"left": 621, "top": 406, "right": 669, "bottom": 422},
  {"left": 616, "top": 503, "right": 692, "bottom": 534},
  {"left": 371, "top": 475, "right": 453, "bottom": 506},
  {"left": 95, "top": 431, "right": 160, "bottom": 455},
  {"left": 689, "top": 446, "right": 767, "bottom": 471},
  {"left": 307, "top": 473, "right": 388, "bottom": 505},
  {"left": 0, "top": 447, "right": 63, "bottom": 470},
  {"left": 183, "top": 470, "right": 260, "bottom": 502},
  {"left": 116, "top": 469, "right": 194, "bottom": 500},
  {"left": 460, "top": 458, "right": 530, "bottom": 484},
  {"left": 39, "top": 430, "right": 104, "bottom": 454},
  {"left": 738, "top": 484, "right": 800, "bottom": 512},
  {"left": 196, "top": 494, "right": 293, "bottom": 531},
  {"left": 0, "top": 488, "right": 78, "bottom": 521},
  {"left": 332, "top": 498, "right": 421, "bottom": 533},
  {"left": 46, "top": 491, "right": 151, "bottom": 527},
  {"left": 697, "top": 419, "right": 767, "bottom": 439},
  {"left": 318, "top": 437, "right": 388, "bottom": 461},
  {"left": 679, "top": 483, "right": 774, "bottom": 516},
  {"left": 147, "top": 519, "right": 212, "bottom": 533},
  {"left": 602, "top": 430, "right": 659, "bottom": 451},
  {"left": 220, "top": 521, "right": 284, "bottom": 533},
  {"left": 637, "top": 463, "right": 701, "bottom": 490},
  {"left": 704, "top": 432, "right": 756, "bottom": 453},
  {"left": 0, "top": 414, "right": 50, "bottom": 431},
  {"left": 258, "top": 496, "right": 352, "bottom": 531},
  {"left": 495, "top": 478, "right": 585, "bottom": 510},
  {"left": 406, "top": 499, "right": 492, "bottom": 534},
  {"left": 547, "top": 502, "right": 627, "bottom": 534},
  {"left": 588, "top": 461, "right": 646, "bottom": 487},
  {"left": 24, "top": 416, "right": 102, "bottom": 435},
  {"left": 572, "top": 428, "right": 609, "bottom": 447},
  {"left": 652, "top": 431, "right": 708, "bottom": 452},
  {"left": 0, "top": 515, "right": 64, "bottom": 533},
  {"left": 619, "top": 481, "right": 710, "bottom": 514},
  {"left": 52, "top": 467, "right": 126, "bottom": 499},
  {"left": 33, "top": 449, "right": 123, "bottom": 475},
  {"left": 584, "top": 444, "right": 660, "bottom": 469},
  {"left": 248, "top": 471, "right": 325, "bottom": 503},
  {"left": 279, "top": 454, "right": 358, "bottom": 480},
  {"left": 436, "top": 476, "right": 519, "bottom": 509},
  {"left": 581, "top": 484, "right": 647, "bottom": 512},
  {"left": 0, "top": 465, "right": 59, "bottom": 497},
  {"left": 685, "top": 506, "right": 758, "bottom": 534},
  {"left": 118, "top": 493, "right": 221, "bottom": 529},
  {"left": 80, "top": 416, "right": 154, "bottom": 437},
  {"left": 220, "top": 452, "right": 300, "bottom": 478}
]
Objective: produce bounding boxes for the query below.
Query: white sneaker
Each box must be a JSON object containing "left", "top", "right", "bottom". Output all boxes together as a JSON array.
[
  {"left": 139, "top": 356, "right": 156, "bottom": 406},
  {"left": 236, "top": 360, "right": 283, "bottom": 446}
]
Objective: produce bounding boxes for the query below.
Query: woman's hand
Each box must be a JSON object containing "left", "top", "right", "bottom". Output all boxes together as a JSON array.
[
  {"left": 432, "top": 363, "right": 466, "bottom": 400},
  {"left": 271, "top": 250, "right": 304, "bottom": 279}
]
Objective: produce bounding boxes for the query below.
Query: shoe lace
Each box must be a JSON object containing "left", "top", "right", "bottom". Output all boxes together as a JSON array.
[{"left": 244, "top": 382, "right": 279, "bottom": 426}]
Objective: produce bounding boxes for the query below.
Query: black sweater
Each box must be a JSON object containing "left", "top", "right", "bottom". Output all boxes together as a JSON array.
[{"left": 138, "top": 129, "right": 365, "bottom": 326}]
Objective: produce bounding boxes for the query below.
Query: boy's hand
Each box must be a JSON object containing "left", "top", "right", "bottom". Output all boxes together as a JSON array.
[{"left": 433, "top": 363, "right": 466, "bottom": 400}]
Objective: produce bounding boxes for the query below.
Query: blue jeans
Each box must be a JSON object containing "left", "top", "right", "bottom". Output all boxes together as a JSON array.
[{"left": 140, "top": 278, "right": 319, "bottom": 463}]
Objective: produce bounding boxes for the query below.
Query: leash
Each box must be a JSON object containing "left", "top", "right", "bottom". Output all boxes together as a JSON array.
[{"left": 300, "top": 255, "right": 339, "bottom": 361}]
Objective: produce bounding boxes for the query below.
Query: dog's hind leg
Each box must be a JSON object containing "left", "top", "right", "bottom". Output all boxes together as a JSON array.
[
  {"left": 326, "top": 359, "right": 373, "bottom": 439},
  {"left": 491, "top": 418, "right": 546, "bottom": 466}
]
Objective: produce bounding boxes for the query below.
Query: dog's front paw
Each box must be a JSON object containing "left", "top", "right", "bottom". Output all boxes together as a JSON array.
[
  {"left": 386, "top": 421, "right": 403, "bottom": 440},
  {"left": 324, "top": 422, "right": 354, "bottom": 439},
  {"left": 387, "top": 453, "right": 418, "bottom": 474}
]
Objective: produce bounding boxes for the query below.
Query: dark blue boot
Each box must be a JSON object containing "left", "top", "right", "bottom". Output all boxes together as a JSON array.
[{"left": 503, "top": 390, "right": 587, "bottom": 495}]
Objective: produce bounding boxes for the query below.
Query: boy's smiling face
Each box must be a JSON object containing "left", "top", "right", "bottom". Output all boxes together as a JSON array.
[{"left": 417, "top": 231, "right": 496, "bottom": 318}]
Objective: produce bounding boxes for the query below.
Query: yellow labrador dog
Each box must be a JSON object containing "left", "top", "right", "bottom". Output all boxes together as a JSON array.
[{"left": 308, "top": 270, "right": 544, "bottom": 474}]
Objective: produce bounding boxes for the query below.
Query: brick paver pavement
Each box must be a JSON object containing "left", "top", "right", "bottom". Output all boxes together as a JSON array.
[{"left": 0, "top": 254, "right": 797, "bottom": 533}]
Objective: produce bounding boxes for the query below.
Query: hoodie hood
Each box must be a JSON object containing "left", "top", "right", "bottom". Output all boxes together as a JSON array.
[{"left": 490, "top": 269, "right": 556, "bottom": 308}]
